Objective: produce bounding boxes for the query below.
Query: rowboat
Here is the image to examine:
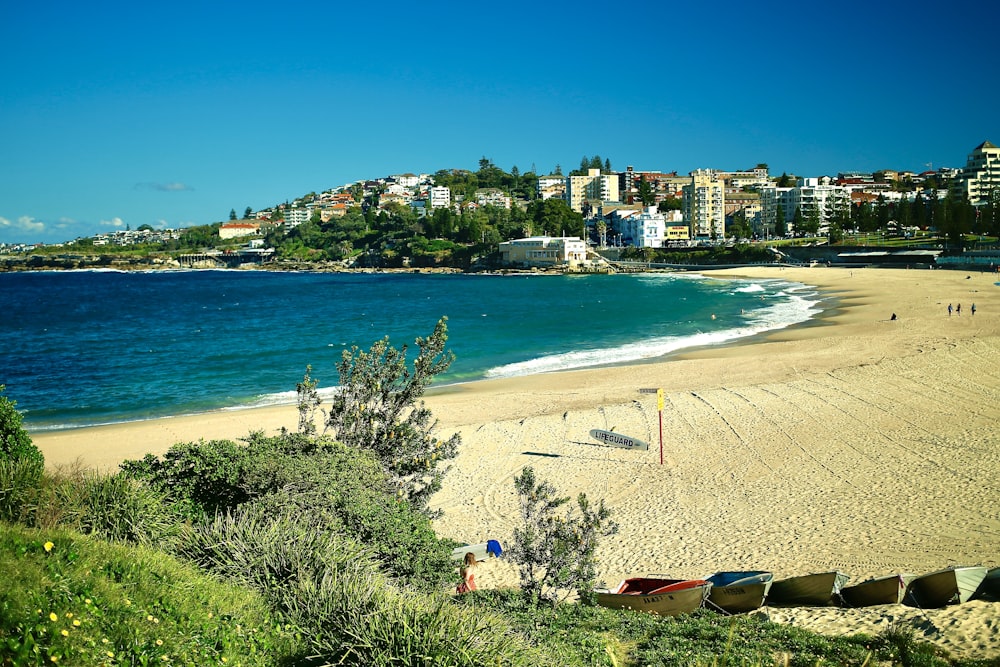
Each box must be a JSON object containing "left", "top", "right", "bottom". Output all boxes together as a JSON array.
[
  {"left": 767, "top": 571, "right": 849, "bottom": 606},
  {"left": 704, "top": 571, "right": 773, "bottom": 613},
  {"left": 594, "top": 578, "right": 711, "bottom": 616},
  {"left": 904, "top": 565, "right": 988, "bottom": 608},
  {"left": 975, "top": 567, "right": 1000, "bottom": 600},
  {"left": 841, "top": 573, "right": 913, "bottom": 607}
]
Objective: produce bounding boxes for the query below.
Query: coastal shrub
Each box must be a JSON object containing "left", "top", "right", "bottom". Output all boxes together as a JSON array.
[
  {"left": 0, "top": 457, "right": 43, "bottom": 525},
  {"left": 319, "top": 317, "right": 461, "bottom": 513},
  {"left": 176, "top": 503, "right": 542, "bottom": 665},
  {"left": 0, "top": 523, "right": 302, "bottom": 666},
  {"left": 120, "top": 438, "right": 252, "bottom": 519},
  {"left": 506, "top": 466, "right": 617, "bottom": 604},
  {"left": 0, "top": 387, "right": 44, "bottom": 524}
]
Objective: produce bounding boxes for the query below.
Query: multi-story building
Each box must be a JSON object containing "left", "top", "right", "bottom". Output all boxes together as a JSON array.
[
  {"left": 537, "top": 175, "right": 566, "bottom": 201},
  {"left": 566, "top": 168, "right": 619, "bottom": 213},
  {"left": 682, "top": 169, "right": 725, "bottom": 239},
  {"left": 787, "top": 178, "right": 851, "bottom": 236},
  {"left": 475, "top": 188, "right": 512, "bottom": 209},
  {"left": 283, "top": 208, "right": 310, "bottom": 230},
  {"left": 955, "top": 140, "right": 1000, "bottom": 205},
  {"left": 618, "top": 206, "right": 666, "bottom": 248},
  {"left": 429, "top": 186, "right": 451, "bottom": 209}
]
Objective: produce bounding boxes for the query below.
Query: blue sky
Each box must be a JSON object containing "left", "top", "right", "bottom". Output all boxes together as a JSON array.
[{"left": 2, "top": 0, "right": 998, "bottom": 244}]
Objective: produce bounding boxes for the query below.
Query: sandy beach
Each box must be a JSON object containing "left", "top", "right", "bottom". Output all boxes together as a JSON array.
[{"left": 33, "top": 266, "right": 1000, "bottom": 659}]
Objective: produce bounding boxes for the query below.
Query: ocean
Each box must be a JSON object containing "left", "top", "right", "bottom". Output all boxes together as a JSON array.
[{"left": 0, "top": 269, "right": 824, "bottom": 431}]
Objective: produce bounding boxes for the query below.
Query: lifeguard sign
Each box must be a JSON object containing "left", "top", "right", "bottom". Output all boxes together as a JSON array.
[{"left": 589, "top": 429, "right": 649, "bottom": 451}]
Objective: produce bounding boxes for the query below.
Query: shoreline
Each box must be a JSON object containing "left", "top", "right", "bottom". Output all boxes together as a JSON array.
[{"left": 30, "top": 266, "right": 1000, "bottom": 658}]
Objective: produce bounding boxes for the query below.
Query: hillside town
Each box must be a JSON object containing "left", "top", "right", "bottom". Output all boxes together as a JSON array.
[{"left": 2, "top": 141, "right": 997, "bottom": 271}]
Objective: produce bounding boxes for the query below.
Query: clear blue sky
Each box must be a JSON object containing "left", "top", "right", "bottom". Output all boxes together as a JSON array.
[{"left": 2, "top": 0, "right": 998, "bottom": 244}]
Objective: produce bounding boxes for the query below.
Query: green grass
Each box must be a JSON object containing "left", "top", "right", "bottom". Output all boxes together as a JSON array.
[{"left": 0, "top": 523, "right": 301, "bottom": 666}]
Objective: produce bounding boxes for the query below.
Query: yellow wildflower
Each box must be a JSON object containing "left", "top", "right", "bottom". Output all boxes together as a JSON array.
[
  {"left": 50, "top": 657, "right": 58, "bottom": 663},
  {"left": 106, "top": 651, "right": 115, "bottom": 658},
  {"left": 72, "top": 620, "right": 80, "bottom": 627},
  {"left": 65, "top": 612, "right": 73, "bottom": 618},
  {"left": 49, "top": 612, "right": 58, "bottom": 622},
  {"left": 155, "top": 639, "right": 163, "bottom": 646},
  {"left": 85, "top": 599, "right": 92, "bottom": 605},
  {"left": 147, "top": 615, "right": 154, "bottom": 622},
  {"left": 44, "top": 541, "right": 54, "bottom": 552}
]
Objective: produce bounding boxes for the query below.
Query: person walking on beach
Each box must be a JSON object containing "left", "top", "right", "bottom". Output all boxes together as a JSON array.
[
  {"left": 948, "top": 303, "right": 953, "bottom": 316},
  {"left": 957, "top": 303, "right": 961, "bottom": 315},
  {"left": 457, "top": 552, "right": 478, "bottom": 593},
  {"left": 972, "top": 303, "right": 977, "bottom": 316}
]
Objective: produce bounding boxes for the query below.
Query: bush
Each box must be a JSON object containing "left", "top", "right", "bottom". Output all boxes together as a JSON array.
[
  {"left": 320, "top": 317, "right": 461, "bottom": 513},
  {"left": 0, "top": 387, "right": 44, "bottom": 524},
  {"left": 506, "top": 466, "right": 617, "bottom": 604}
]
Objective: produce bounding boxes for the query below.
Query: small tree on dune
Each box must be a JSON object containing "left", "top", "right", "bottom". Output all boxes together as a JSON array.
[
  {"left": 507, "top": 466, "right": 617, "bottom": 604},
  {"left": 307, "top": 317, "right": 460, "bottom": 514}
]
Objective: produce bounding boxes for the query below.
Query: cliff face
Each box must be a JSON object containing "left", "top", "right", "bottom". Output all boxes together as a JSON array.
[{"left": 0, "top": 254, "right": 182, "bottom": 272}]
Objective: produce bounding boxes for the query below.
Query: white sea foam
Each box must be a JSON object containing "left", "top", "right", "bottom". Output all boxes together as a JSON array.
[{"left": 484, "top": 280, "right": 822, "bottom": 379}]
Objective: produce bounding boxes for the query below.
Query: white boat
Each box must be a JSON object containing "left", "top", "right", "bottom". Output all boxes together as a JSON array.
[{"left": 705, "top": 571, "right": 773, "bottom": 613}]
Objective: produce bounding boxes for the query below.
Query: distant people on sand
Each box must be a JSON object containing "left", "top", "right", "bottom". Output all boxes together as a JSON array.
[
  {"left": 948, "top": 303, "right": 953, "bottom": 316},
  {"left": 972, "top": 303, "right": 977, "bottom": 316},
  {"left": 957, "top": 303, "right": 962, "bottom": 315},
  {"left": 457, "top": 552, "right": 477, "bottom": 594},
  {"left": 891, "top": 313, "right": 897, "bottom": 321}
]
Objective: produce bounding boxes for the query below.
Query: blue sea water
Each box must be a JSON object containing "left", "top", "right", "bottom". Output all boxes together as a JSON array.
[{"left": 0, "top": 269, "right": 824, "bottom": 431}]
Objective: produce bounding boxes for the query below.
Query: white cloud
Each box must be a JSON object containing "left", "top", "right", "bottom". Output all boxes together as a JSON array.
[
  {"left": 100, "top": 217, "right": 126, "bottom": 228},
  {"left": 0, "top": 215, "right": 47, "bottom": 233}
]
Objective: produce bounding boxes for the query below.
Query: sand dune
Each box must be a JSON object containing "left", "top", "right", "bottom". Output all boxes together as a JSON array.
[{"left": 34, "top": 266, "right": 1000, "bottom": 659}]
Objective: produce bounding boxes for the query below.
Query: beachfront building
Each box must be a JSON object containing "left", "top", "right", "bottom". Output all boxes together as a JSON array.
[
  {"left": 954, "top": 140, "right": 1000, "bottom": 206},
  {"left": 498, "top": 236, "right": 588, "bottom": 267},
  {"left": 618, "top": 206, "right": 666, "bottom": 248},
  {"left": 682, "top": 169, "right": 726, "bottom": 240},
  {"left": 787, "top": 178, "right": 851, "bottom": 236},
  {"left": 566, "top": 168, "right": 620, "bottom": 213},
  {"left": 758, "top": 186, "right": 793, "bottom": 238}
]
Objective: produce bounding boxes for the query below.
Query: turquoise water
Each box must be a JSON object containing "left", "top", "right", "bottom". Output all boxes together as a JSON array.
[{"left": 0, "top": 270, "right": 823, "bottom": 431}]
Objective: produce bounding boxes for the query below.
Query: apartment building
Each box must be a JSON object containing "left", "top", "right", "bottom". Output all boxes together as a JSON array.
[
  {"left": 681, "top": 169, "right": 725, "bottom": 239},
  {"left": 429, "top": 186, "right": 451, "bottom": 209},
  {"left": 537, "top": 175, "right": 567, "bottom": 201},
  {"left": 955, "top": 140, "right": 1000, "bottom": 205},
  {"left": 615, "top": 206, "right": 666, "bottom": 248},
  {"left": 566, "top": 168, "right": 619, "bottom": 213}
]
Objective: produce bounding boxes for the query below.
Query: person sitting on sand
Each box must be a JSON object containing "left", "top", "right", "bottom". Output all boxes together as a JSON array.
[{"left": 457, "top": 552, "right": 478, "bottom": 593}]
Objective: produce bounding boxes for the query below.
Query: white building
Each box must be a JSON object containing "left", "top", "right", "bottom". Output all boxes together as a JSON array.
[
  {"left": 429, "top": 186, "right": 451, "bottom": 209},
  {"left": 283, "top": 208, "right": 310, "bottom": 230},
  {"left": 219, "top": 222, "right": 260, "bottom": 240},
  {"left": 787, "top": 178, "right": 851, "bottom": 236},
  {"left": 498, "top": 236, "right": 588, "bottom": 267},
  {"left": 619, "top": 206, "right": 666, "bottom": 248}
]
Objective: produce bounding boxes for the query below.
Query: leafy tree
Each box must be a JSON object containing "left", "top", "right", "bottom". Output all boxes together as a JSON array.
[
  {"left": 229, "top": 209, "right": 238, "bottom": 220},
  {"left": 775, "top": 204, "right": 787, "bottom": 237},
  {"left": 638, "top": 176, "right": 655, "bottom": 206},
  {"left": 792, "top": 206, "right": 804, "bottom": 237},
  {"left": 526, "top": 199, "right": 584, "bottom": 238},
  {"left": 506, "top": 466, "right": 616, "bottom": 603},
  {"left": 777, "top": 172, "right": 792, "bottom": 188},
  {"left": 321, "top": 318, "right": 460, "bottom": 513},
  {"left": 244, "top": 206, "right": 254, "bottom": 219}
]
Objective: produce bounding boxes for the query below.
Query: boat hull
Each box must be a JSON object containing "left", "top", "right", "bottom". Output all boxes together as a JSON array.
[
  {"left": 904, "top": 566, "right": 988, "bottom": 608},
  {"left": 706, "top": 571, "right": 774, "bottom": 614},
  {"left": 595, "top": 578, "right": 711, "bottom": 617},
  {"left": 841, "top": 574, "right": 912, "bottom": 607},
  {"left": 768, "top": 571, "right": 849, "bottom": 606}
]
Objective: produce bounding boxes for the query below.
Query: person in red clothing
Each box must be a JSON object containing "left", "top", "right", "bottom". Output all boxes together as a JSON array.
[{"left": 457, "top": 551, "right": 478, "bottom": 593}]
